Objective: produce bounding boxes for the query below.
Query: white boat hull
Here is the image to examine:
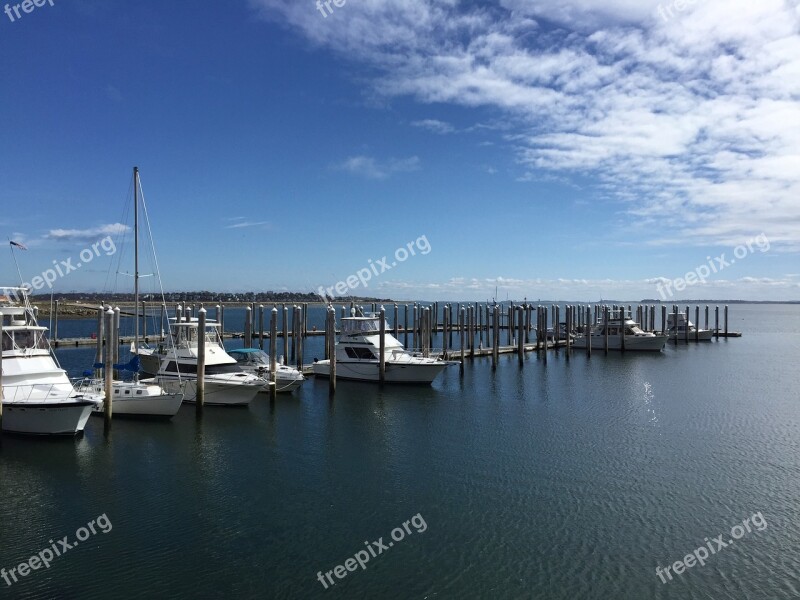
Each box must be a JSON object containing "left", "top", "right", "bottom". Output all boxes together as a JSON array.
[
  {"left": 312, "top": 359, "right": 447, "bottom": 383},
  {"left": 571, "top": 334, "right": 667, "bottom": 351},
  {"left": 153, "top": 376, "right": 263, "bottom": 406},
  {"left": 91, "top": 393, "right": 184, "bottom": 419},
  {"left": 269, "top": 374, "right": 304, "bottom": 393},
  {"left": 2, "top": 400, "right": 96, "bottom": 435}
]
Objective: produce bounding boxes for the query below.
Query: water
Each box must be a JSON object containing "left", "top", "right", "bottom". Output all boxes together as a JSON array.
[{"left": 1, "top": 304, "right": 799, "bottom": 599}]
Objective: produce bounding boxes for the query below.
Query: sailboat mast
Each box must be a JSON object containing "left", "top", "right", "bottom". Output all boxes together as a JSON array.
[{"left": 134, "top": 166, "right": 139, "bottom": 352}]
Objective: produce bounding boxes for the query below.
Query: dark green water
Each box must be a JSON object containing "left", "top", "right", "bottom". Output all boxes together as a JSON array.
[{"left": 1, "top": 304, "right": 799, "bottom": 599}]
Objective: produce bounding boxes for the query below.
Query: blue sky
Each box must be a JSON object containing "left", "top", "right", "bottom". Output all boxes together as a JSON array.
[{"left": 1, "top": 0, "right": 798, "bottom": 301}]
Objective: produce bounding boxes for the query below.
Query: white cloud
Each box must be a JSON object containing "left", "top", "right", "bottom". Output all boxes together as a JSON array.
[
  {"left": 411, "top": 119, "right": 456, "bottom": 134},
  {"left": 334, "top": 155, "right": 421, "bottom": 179},
  {"left": 251, "top": 0, "right": 800, "bottom": 252},
  {"left": 45, "top": 223, "right": 130, "bottom": 241}
]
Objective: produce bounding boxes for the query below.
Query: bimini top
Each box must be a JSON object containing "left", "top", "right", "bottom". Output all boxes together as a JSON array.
[{"left": 228, "top": 348, "right": 263, "bottom": 355}]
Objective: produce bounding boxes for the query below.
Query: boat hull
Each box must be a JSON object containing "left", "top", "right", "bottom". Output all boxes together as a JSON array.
[
  {"left": 91, "top": 393, "right": 184, "bottom": 419},
  {"left": 154, "top": 376, "right": 263, "bottom": 406},
  {"left": 268, "top": 375, "right": 304, "bottom": 393},
  {"left": 312, "top": 360, "right": 447, "bottom": 384},
  {"left": 2, "top": 400, "right": 95, "bottom": 435},
  {"left": 571, "top": 334, "right": 667, "bottom": 351}
]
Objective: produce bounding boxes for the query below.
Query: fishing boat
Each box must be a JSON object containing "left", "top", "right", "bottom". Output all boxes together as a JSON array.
[
  {"left": 666, "top": 312, "right": 713, "bottom": 341},
  {"left": 1, "top": 288, "right": 102, "bottom": 435},
  {"left": 227, "top": 348, "right": 305, "bottom": 393},
  {"left": 571, "top": 308, "right": 667, "bottom": 351},
  {"left": 84, "top": 167, "right": 183, "bottom": 419},
  {"left": 312, "top": 312, "right": 450, "bottom": 383},
  {"left": 141, "top": 316, "right": 267, "bottom": 406}
]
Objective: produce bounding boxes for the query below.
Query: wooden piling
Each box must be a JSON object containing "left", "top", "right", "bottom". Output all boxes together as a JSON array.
[
  {"left": 673, "top": 305, "right": 679, "bottom": 345},
  {"left": 517, "top": 306, "right": 524, "bottom": 365},
  {"left": 104, "top": 307, "right": 114, "bottom": 432},
  {"left": 684, "top": 306, "right": 690, "bottom": 344},
  {"left": 113, "top": 307, "right": 121, "bottom": 378},
  {"left": 286, "top": 304, "right": 298, "bottom": 365},
  {"left": 404, "top": 304, "right": 409, "bottom": 348},
  {"left": 197, "top": 308, "right": 206, "bottom": 413},
  {"left": 604, "top": 306, "right": 609, "bottom": 354},
  {"left": 442, "top": 304, "right": 449, "bottom": 360},
  {"left": 259, "top": 305, "right": 264, "bottom": 350},
  {"left": 94, "top": 306, "right": 104, "bottom": 379},
  {"left": 379, "top": 306, "right": 386, "bottom": 383},
  {"left": 724, "top": 305, "right": 728, "bottom": 338},
  {"left": 412, "top": 303, "right": 418, "bottom": 351},
  {"left": 282, "top": 305, "right": 289, "bottom": 364},
  {"left": 695, "top": 306, "right": 700, "bottom": 342},
  {"left": 459, "top": 307, "right": 465, "bottom": 374},
  {"left": 270, "top": 307, "right": 277, "bottom": 400},
  {"left": 543, "top": 306, "right": 548, "bottom": 364},
  {"left": 328, "top": 307, "right": 336, "bottom": 395},
  {"left": 244, "top": 306, "right": 252, "bottom": 348},
  {"left": 586, "top": 305, "right": 592, "bottom": 358},
  {"left": 715, "top": 306, "right": 719, "bottom": 340},
  {"left": 491, "top": 305, "right": 497, "bottom": 370}
]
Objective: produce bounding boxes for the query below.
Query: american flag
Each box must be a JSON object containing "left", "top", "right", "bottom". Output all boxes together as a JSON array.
[{"left": 9, "top": 240, "right": 27, "bottom": 250}]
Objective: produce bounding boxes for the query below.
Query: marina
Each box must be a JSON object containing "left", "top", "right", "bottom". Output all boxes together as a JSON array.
[
  {"left": 1, "top": 303, "right": 796, "bottom": 599},
  {"left": 2, "top": 1, "right": 797, "bottom": 598}
]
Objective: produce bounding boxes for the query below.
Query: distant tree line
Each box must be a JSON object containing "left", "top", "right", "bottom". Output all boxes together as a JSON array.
[{"left": 30, "top": 291, "right": 397, "bottom": 303}]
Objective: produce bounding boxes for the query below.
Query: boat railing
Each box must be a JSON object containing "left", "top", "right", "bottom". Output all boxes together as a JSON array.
[
  {"left": 1, "top": 382, "right": 74, "bottom": 403},
  {"left": 403, "top": 348, "right": 445, "bottom": 360}
]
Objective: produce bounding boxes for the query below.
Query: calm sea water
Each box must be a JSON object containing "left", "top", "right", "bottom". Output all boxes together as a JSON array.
[{"left": 1, "top": 303, "right": 799, "bottom": 599}]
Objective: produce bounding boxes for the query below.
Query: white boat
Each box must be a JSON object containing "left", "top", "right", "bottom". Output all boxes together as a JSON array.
[
  {"left": 84, "top": 167, "right": 184, "bottom": 419},
  {"left": 571, "top": 309, "right": 667, "bottom": 352},
  {"left": 666, "top": 312, "right": 713, "bottom": 341},
  {"left": 227, "top": 348, "right": 305, "bottom": 393},
  {"left": 81, "top": 367, "right": 184, "bottom": 420},
  {"left": 312, "top": 312, "right": 450, "bottom": 383},
  {"left": 1, "top": 288, "right": 102, "bottom": 435},
  {"left": 141, "top": 317, "right": 266, "bottom": 406}
]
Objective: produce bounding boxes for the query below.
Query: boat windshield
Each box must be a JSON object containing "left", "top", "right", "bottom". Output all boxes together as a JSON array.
[
  {"left": 171, "top": 325, "right": 220, "bottom": 348},
  {"left": 2, "top": 329, "right": 49, "bottom": 351},
  {"left": 341, "top": 318, "right": 386, "bottom": 335}
]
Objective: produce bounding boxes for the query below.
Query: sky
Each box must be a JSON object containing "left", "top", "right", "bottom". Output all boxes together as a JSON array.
[{"left": 1, "top": 0, "right": 798, "bottom": 302}]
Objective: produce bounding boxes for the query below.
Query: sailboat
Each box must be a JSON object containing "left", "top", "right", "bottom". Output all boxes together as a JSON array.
[{"left": 83, "top": 167, "right": 183, "bottom": 419}]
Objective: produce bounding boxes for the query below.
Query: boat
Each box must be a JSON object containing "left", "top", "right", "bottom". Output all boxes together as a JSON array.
[
  {"left": 312, "top": 312, "right": 451, "bottom": 383},
  {"left": 140, "top": 316, "right": 267, "bottom": 406},
  {"left": 227, "top": 348, "right": 305, "bottom": 393},
  {"left": 666, "top": 312, "right": 713, "bottom": 341},
  {"left": 84, "top": 167, "right": 183, "bottom": 419},
  {"left": 571, "top": 308, "right": 667, "bottom": 351},
  {"left": 1, "top": 288, "right": 102, "bottom": 435}
]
